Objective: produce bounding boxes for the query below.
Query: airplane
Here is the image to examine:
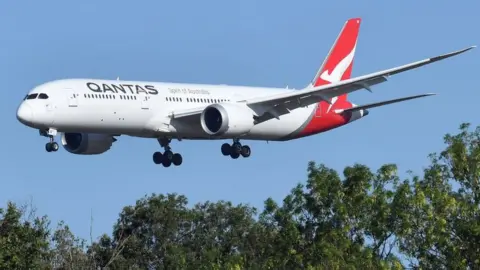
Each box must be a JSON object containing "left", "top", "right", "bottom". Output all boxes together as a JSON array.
[{"left": 16, "top": 17, "right": 475, "bottom": 168}]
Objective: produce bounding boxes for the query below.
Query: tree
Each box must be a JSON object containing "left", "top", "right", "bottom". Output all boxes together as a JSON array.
[
  {"left": 88, "top": 164, "right": 408, "bottom": 269},
  {"left": 50, "top": 221, "right": 95, "bottom": 269},
  {"left": 398, "top": 123, "right": 480, "bottom": 269},
  {"left": 0, "top": 201, "right": 51, "bottom": 269},
  {"left": 258, "top": 162, "right": 405, "bottom": 269},
  {"left": 88, "top": 193, "right": 264, "bottom": 269},
  {"left": 2, "top": 122, "right": 480, "bottom": 269}
]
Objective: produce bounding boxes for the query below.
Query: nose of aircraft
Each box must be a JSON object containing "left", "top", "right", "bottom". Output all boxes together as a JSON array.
[{"left": 16, "top": 103, "right": 34, "bottom": 125}]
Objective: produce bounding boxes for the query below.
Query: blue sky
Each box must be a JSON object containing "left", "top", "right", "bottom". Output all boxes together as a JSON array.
[{"left": 1, "top": 0, "right": 479, "bottom": 243}]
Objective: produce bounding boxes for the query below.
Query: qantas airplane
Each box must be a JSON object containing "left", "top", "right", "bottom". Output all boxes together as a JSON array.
[{"left": 16, "top": 18, "right": 474, "bottom": 167}]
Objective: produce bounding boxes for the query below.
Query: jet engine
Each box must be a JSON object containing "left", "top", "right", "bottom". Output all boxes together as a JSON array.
[
  {"left": 61, "top": 132, "right": 115, "bottom": 155},
  {"left": 200, "top": 103, "right": 255, "bottom": 137}
]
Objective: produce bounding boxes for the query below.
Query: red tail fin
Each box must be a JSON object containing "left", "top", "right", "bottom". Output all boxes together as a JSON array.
[
  {"left": 310, "top": 17, "right": 361, "bottom": 103},
  {"left": 296, "top": 18, "right": 362, "bottom": 138}
]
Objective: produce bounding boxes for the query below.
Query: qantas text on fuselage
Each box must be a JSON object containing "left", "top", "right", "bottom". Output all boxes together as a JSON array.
[{"left": 16, "top": 17, "right": 475, "bottom": 167}]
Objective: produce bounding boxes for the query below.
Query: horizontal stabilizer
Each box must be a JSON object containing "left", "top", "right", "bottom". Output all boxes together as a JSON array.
[{"left": 335, "top": 93, "right": 436, "bottom": 114}]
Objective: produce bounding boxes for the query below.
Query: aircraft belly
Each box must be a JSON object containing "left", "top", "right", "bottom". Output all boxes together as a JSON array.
[{"left": 140, "top": 106, "right": 314, "bottom": 140}]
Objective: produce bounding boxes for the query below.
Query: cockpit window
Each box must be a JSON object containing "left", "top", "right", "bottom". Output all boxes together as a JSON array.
[
  {"left": 38, "top": 93, "right": 49, "bottom": 99},
  {"left": 26, "top": 93, "right": 38, "bottom": 100}
]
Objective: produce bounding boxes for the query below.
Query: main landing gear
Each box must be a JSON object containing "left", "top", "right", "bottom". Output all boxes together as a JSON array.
[
  {"left": 152, "top": 138, "right": 183, "bottom": 167},
  {"left": 221, "top": 139, "right": 251, "bottom": 159},
  {"left": 41, "top": 128, "right": 59, "bottom": 152}
]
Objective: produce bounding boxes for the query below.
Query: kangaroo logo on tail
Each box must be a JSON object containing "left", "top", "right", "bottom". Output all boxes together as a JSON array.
[{"left": 320, "top": 44, "right": 357, "bottom": 84}]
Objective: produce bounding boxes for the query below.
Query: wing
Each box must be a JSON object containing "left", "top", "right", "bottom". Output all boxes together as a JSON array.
[
  {"left": 169, "top": 46, "right": 474, "bottom": 121},
  {"left": 334, "top": 93, "right": 436, "bottom": 114},
  {"left": 246, "top": 46, "right": 474, "bottom": 122}
]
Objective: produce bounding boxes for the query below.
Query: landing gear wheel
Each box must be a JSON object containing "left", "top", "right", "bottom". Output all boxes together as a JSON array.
[
  {"left": 45, "top": 143, "right": 52, "bottom": 152},
  {"left": 223, "top": 139, "right": 252, "bottom": 159},
  {"left": 232, "top": 142, "right": 242, "bottom": 154},
  {"left": 162, "top": 159, "right": 172, "bottom": 167},
  {"left": 221, "top": 143, "right": 231, "bottom": 156},
  {"left": 153, "top": 152, "right": 163, "bottom": 164},
  {"left": 240, "top": 145, "right": 251, "bottom": 158},
  {"left": 155, "top": 138, "right": 184, "bottom": 167},
  {"left": 172, "top": 153, "right": 183, "bottom": 166},
  {"left": 51, "top": 142, "right": 59, "bottom": 152},
  {"left": 45, "top": 142, "right": 59, "bottom": 152},
  {"left": 162, "top": 150, "right": 173, "bottom": 167},
  {"left": 163, "top": 150, "right": 174, "bottom": 161}
]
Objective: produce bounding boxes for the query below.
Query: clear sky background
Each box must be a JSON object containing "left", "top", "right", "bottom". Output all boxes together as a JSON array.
[{"left": 1, "top": 0, "right": 479, "bottom": 242}]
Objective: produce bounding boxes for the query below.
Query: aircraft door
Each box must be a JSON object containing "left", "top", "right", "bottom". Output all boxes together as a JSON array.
[
  {"left": 141, "top": 95, "right": 150, "bottom": 110},
  {"left": 44, "top": 95, "right": 56, "bottom": 124},
  {"left": 315, "top": 102, "right": 322, "bottom": 117},
  {"left": 66, "top": 88, "right": 79, "bottom": 107}
]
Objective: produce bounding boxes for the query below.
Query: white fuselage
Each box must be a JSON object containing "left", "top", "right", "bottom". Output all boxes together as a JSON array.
[{"left": 17, "top": 79, "right": 327, "bottom": 141}]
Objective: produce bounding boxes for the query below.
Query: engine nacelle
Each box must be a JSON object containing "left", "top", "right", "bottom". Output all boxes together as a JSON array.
[
  {"left": 200, "top": 103, "right": 255, "bottom": 136},
  {"left": 61, "top": 133, "right": 114, "bottom": 155}
]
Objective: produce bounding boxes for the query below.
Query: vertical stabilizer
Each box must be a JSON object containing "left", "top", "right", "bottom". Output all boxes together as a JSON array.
[{"left": 309, "top": 17, "right": 361, "bottom": 103}]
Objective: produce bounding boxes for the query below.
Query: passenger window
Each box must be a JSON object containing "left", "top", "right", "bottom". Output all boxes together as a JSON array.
[{"left": 38, "top": 93, "right": 49, "bottom": 99}]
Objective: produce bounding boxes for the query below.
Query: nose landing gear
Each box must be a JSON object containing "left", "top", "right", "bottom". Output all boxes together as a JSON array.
[
  {"left": 221, "top": 139, "right": 251, "bottom": 159},
  {"left": 45, "top": 141, "right": 59, "bottom": 152},
  {"left": 40, "top": 128, "right": 59, "bottom": 152},
  {"left": 152, "top": 138, "right": 183, "bottom": 167}
]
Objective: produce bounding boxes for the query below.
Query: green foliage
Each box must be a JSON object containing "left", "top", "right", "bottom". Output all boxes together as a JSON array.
[
  {"left": 397, "top": 122, "right": 480, "bottom": 269},
  {"left": 1, "top": 122, "right": 479, "bottom": 269},
  {"left": 0, "top": 201, "right": 51, "bottom": 270}
]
